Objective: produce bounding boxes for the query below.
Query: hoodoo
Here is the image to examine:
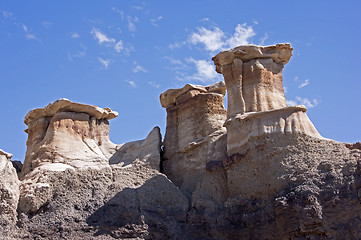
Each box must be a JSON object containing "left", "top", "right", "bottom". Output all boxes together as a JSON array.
[{"left": 0, "top": 44, "right": 360, "bottom": 240}]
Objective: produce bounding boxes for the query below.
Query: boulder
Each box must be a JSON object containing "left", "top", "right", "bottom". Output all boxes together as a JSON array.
[{"left": 0, "top": 149, "right": 20, "bottom": 227}]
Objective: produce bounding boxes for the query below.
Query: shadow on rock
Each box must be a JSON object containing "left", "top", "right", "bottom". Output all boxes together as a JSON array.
[{"left": 86, "top": 174, "right": 189, "bottom": 239}]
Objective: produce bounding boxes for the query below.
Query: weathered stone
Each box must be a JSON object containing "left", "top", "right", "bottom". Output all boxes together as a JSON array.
[
  {"left": 22, "top": 109, "right": 117, "bottom": 176},
  {"left": 24, "top": 98, "right": 118, "bottom": 126},
  {"left": 160, "top": 81, "right": 227, "bottom": 195},
  {"left": 109, "top": 127, "right": 162, "bottom": 171},
  {"left": 0, "top": 149, "right": 20, "bottom": 227},
  {"left": 213, "top": 44, "right": 291, "bottom": 116},
  {"left": 212, "top": 43, "right": 293, "bottom": 73},
  {"left": 22, "top": 99, "right": 162, "bottom": 177},
  {"left": 224, "top": 105, "right": 323, "bottom": 155}
]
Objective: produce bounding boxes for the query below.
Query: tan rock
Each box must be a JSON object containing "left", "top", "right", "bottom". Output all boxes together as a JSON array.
[
  {"left": 224, "top": 105, "right": 323, "bottom": 155},
  {"left": 0, "top": 149, "right": 20, "bottom": 226},
  {"left": 24, "top": 98, "right": 118, "bottom": 126},
  {"left": 22, "top": 99, "right": 162, "bottom": 177},
  {"left": 212, "top": 43, "right": 291, "bottom": 116},
  {"left": 160, "top": 82, "right": 227, "bottom": 195},
  {"left": 212, "top": 43, "right": 293, "bottom": 73},
  {"left": 109, "top": 127, "right": 162, "bottom": 171},
  {"left": 242, "top": 58, "right": 286, "bottom": 112}
]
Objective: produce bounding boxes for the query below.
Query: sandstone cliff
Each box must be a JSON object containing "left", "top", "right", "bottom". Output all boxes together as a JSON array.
[{"left": 0, "top": 43, "right": 360, "bottom": 240}]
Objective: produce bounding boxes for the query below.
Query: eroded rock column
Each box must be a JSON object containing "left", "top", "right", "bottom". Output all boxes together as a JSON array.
[
  {"left": 212, "top": 43, "right": 292, "bottom": 116},
  {"left": 213, "top": 44, "right": 323, "bottom": 155},
  {"left": 160, "top": 82, "right": 228, "bottom": 194},
  {"left": 21, "top": 98, "right": 119, "bottom": 176}
]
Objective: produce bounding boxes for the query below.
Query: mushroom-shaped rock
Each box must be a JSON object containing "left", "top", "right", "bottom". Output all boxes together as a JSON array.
[
  {"left": 212, "top": 44, "right": 293, "bottom": 116},
  {"left": 21, "top": 99, "right": 119, "bottom": 177}
]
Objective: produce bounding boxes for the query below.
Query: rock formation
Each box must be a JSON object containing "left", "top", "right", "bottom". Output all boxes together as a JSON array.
[
  {"left": 0, "top": 43, "right": 360, "bottom": 240},
  {"left": 160, "top": 81, "right": 228, "bottom": 196},
  {"left": 0, "top": 149, "right": 20, "bottom": 228},
  {"left": 212, "top": 44, "right": 323, "bottom": 155}
]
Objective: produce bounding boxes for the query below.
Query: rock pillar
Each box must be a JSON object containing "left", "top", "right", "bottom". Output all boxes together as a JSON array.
[
  {"left": 160, "top": 82, "right": 227, "bottom": 195},
  {"left": 212, "top": 44, "right": 323, "bottom": 155},
  {"left": 212, "top": 43, "right": 292, "bottom": 116}
]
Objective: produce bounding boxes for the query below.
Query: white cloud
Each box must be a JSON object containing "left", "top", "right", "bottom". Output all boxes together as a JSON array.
[
  {"left": 25, "top": 34, "right": 37, "bottom": 40},
  {"left": 43, "top": 21, "right": 53, "bottom": 28},
  {"left": 286, "top": 99, "right": 297, "bottom": 106},
  {"left": 184, "top": 58, "right": 220, "bottom": 82},
  {"left": 114, "top": 40, "right": 124, "bottom": 52},
  {"left": 287, "top": 96, "right": 319, "bottom": 108},
  {"left": 226, "top": 23, "right": 255, "bottom": 48},
  {"left": 71, "top": 32, "right": 80, "bottom": 39},
  {"left": 189, "top": 26, "right": 224, "bottom": 52},
  {"left": 127, "top": 16, "right": 139, "bottom": 32},
  {"left": 91, "top": 28, "right": 115, "bottom": 44},
  {"left": 294, "top": 76, "right": 299, "bottom": 82},
  {"left": 67, "top": 50, "right": 86, "bottom": 62},
  {"left": 164, "top": 56, "right": 183, "bottom": 65},
  {"left": 148, "top": 81, "right": 160, "bottom": 88},
  {"left": 22, "top": 24, "right": 28, "bottom": 32},
  {"left": 2, "top": 10, "right": 13, "bottom": 19},
  {"left": 125, "top": 80, "right": 136, "bottom": 87},
  {"left": 112, "top": 7, "right": 124, "bottom": 20},
  {"left": 169, "top": 42, "right": 184, "bottom": 50},
  {"left": 98, "top": 57, "right": 110, "bottom": 69},
  {"left": 200, "top": 17, "right": 209, "bottom": 22},
  {"left": 284, "top": 86, "right": 288, "bottom": 94},
  {"left": 188, "top": 23, "right": 255, "bottom": 52},
  {"left": 150, "top": 16, "right": 162, "bottom": 27},
  {"left": 298, "top": 79, "right": 309, "bottom": 88},
  {"left": 132, "top": 62, "right": 147, "bottom": 73},
  {"left": 259, "top": 33, "right": 269, "bottom": 46}
]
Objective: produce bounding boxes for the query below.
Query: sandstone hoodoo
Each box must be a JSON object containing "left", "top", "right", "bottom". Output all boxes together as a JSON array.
[{"left": 1, "top": 43, "right": 361, "bottom": 240}]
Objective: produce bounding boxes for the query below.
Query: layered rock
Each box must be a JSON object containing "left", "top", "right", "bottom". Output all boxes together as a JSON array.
[
  {"left": 22, "top": 99, "right": 119, "bottom": 176},
  {"left": 213, "top": 44, "right": 323, "bottom": 155},
  {"left": 224, "top": 105, "right": 323, "bottom": 155},
  {"left": 22, "top": 98, "right": 162, "bottom": 177},
  {"left": 160, "top": 81, "right": 227, "bottom": 195},
  {"left": 212, "top": 43, "right": 292, "bottom": 116},
  {"left": 0, "top": 149, "right": 20, "bottom": 228}
]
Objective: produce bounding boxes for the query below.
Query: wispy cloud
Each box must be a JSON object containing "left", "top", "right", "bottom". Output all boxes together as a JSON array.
[
  {"left": 112, "top": 7, "right": 124, "bottom": 20},
  {"left": 259, "top": 33, "right": 269, "bottom": 46},
  {"left": 71, "top": 32, "right": 80, "bottom": 39},
  {"left": 200, "top": 17, "right": 210, "bottom": 22},
  {"left": 127, "top": 16, "right": 139, "bottom": 32},
  {"left": 164, "top": 56, "right": 183, "bottom": 65},
  {"left": 169, "top": 42, "right": 184, "bottom": 50},
  {"left": 42, "top": 21, "right": 53, "bottom": 28},
  {"left": 189, "top": 26, "right": 224, "bottom": 52},
  {"left": 114, "top": 40, "right": 124, "bottom": 52},
  {"left": 132, "top": 62, "right": 147, "bottom": 73},
  {"left": 98, "top": 57, "right": 110, "bottom": 69},
  {"left": 226, "top": 23, "right": 255, "bottom": 48},
  {"left": 1, "top": 10, "right": 13, "bottom": 19},
  {"left": 150, "top": 16, "right": 162, "bottom": 27},
  {"left": 91, "top": 28, "right": 115, "bottom": 44},
  {"left": 298, "top": 79, "right": 309, "bottom": 88},
  {"left": 287, "top": 96, "right": 319, "bottom": 108},
  {"left": 183, "top": 58, "right": 221, "bottom": 82},
  {"left": 67, "top": 44, "right": 87, "bottom": 62},
  {"left": 148, "top": 81, "right": 160, "bottom": 88},
  {"left": 22, "top": 24, "right": 40, "bottom": 41},
  {"left": 125, "top": 80, "right": 136, "bottom": 87},
  {"left": 188, "top": 23, "right": 255, "bottom": 53}
]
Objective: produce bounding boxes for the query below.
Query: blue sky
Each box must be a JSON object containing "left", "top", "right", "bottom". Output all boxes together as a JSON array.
[{"left": 1, "top": 1, "right": 360, "bottom": 161}]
